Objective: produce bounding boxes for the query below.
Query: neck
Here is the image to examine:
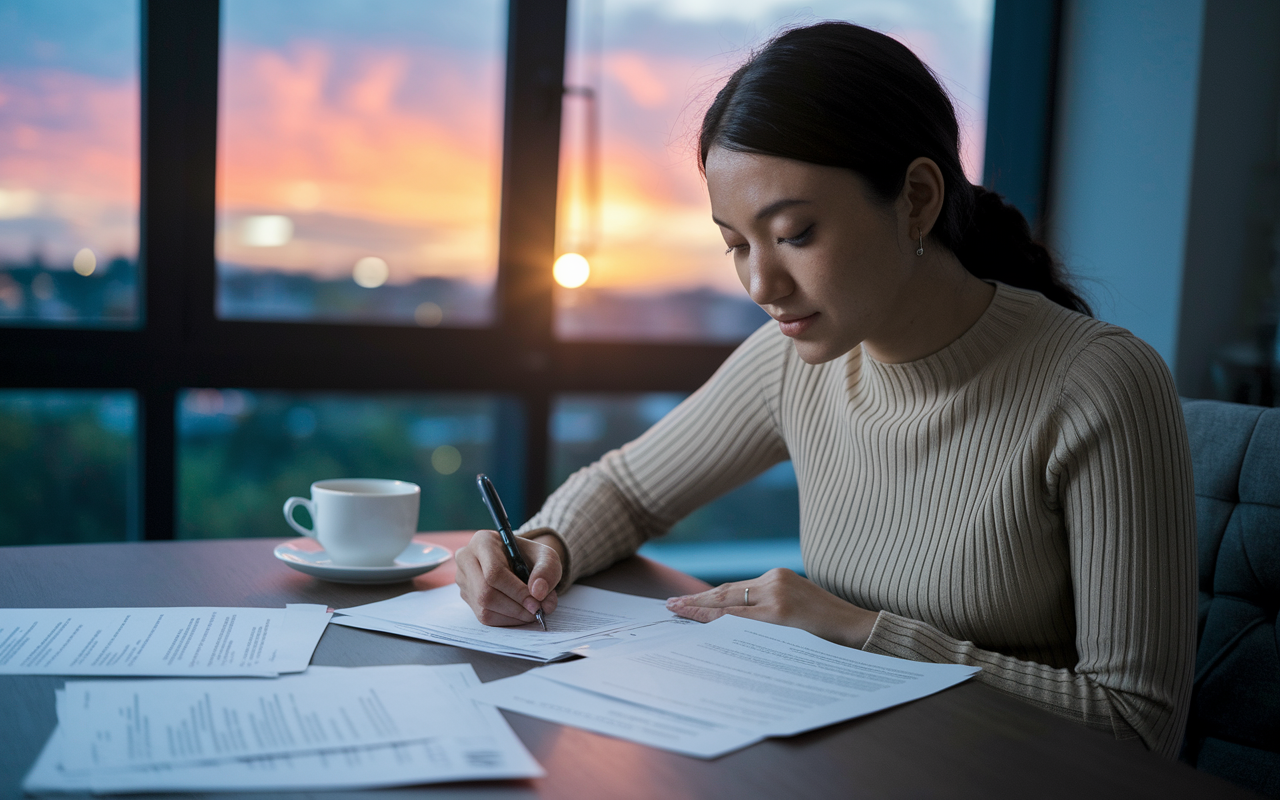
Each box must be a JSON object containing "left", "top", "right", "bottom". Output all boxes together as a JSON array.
[{"left": 862, "top": 251, "right": 996, "bottom": 364}]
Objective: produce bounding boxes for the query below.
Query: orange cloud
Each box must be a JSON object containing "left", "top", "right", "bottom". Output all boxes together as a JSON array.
[
  {"left": 0, "top": 69, "right": 139, "bottom": 263},
  {"left": 216, "top": 41, "right": 503, "bottom": 282},
  {"left": 604, "top": 52, "right": 669, "bottom": 109}
]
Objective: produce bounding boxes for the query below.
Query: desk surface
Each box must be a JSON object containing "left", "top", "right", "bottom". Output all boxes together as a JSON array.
[{"left": 0, "top": 534, "right": 1254, "bottom": 800}]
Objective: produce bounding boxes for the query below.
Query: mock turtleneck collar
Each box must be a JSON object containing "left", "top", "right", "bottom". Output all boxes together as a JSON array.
[{"left": 851, "top": 282, "right": 1044, "bottom": 408}]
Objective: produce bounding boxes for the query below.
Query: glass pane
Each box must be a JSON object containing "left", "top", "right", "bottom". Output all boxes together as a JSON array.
[
  {"left": 177, "top": 390, "right": 523, "bottom": 540},
  {"left": 551, "top": 393, "right": 800, "bottom": 582},
  {"left": 216, "top": 2, "right": 505, "bottom": 327},
  {"left": 0, "top": 391, "right": 137, "bottom": 546},
  {"left": 555, "top": 0, "right": 994, "bottom": 342},
  {"left": 0, "top": 1, "right": 140, "bottom": 327}
]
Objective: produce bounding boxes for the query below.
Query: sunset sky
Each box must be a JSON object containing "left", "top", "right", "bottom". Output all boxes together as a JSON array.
[
  {"left": 2, "top": 0, "right": 992, "bottom": 298},
  {"left": 0, "top": 1, "right": 138, "bottom": 268}
]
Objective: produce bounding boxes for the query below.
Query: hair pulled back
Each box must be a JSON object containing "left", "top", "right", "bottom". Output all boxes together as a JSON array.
[{"left": 700, "top": 22, "right": 1091, "bottom": 315}]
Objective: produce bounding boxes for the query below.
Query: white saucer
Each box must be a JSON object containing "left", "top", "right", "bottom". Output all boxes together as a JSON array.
[{"left": 274, "top": 534, "right": 452, "bottom": 584}]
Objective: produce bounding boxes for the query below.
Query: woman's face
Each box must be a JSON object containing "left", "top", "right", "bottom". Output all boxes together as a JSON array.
[{"left": 705, "top": 146, "right": 918, "bottom": 364}]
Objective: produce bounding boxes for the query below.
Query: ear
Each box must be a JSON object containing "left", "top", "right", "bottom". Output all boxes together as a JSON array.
[{"left": 898, "top": 157, "right": 946, "bottom": 244}]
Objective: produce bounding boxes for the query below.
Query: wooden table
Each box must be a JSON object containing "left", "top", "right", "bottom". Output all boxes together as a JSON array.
[{"left": 0, "top": 534, "right": 1254, "bottom": 799}]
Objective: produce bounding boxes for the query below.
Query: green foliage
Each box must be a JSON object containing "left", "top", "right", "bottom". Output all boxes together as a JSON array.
[
  {"left": 177, "top": 392, "right": 522, "bottom": 540},
  {"left": 0, "top": 393, "right": 135, "bottom": 546}
]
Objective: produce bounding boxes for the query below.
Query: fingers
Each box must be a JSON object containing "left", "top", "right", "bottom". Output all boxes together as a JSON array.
[
  {"left": 666, "top": 580, "right": 749, "bottom": 611},
  {"left": 455, "top": 530, "right": 562, "bottom": 626},
  {"left": 518, "top": 537, "right": 562, "bottom": 613}
]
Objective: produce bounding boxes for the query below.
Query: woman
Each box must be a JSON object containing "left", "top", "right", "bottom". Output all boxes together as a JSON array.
[{"left": 456, "top": 22, "right": 1196, "bottom": 758}]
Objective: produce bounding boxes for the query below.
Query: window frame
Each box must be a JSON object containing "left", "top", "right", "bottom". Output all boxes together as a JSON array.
[{"left": 0, "top": 0, "right": 1056, "bottom": 541}]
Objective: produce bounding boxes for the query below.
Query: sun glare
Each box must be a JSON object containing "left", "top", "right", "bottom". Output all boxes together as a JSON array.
[{"left": 553, "top": 253, "right": 590, "bottom": 288}]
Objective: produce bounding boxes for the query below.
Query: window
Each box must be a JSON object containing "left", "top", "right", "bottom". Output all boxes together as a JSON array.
[
  {"left": 0, "top": 0, "right": 140, "bottom": 327},
  {"left": 0, "top": 391, "right": 137, "bottom": 545},
  {"left": 554, "top": 0, "right": 994, "bottom": 342},
  {"left": 178, "top": 390, "right": 523, "bottom": 539},
  {"left": 2, "top": 1, "right": 1035, "bottom": 560},
  {"left": 216, "top": 1, "right": 506, "bottom": 327},
  {"left": 551, "top": 393, "right": 801, "bottom": 581}
]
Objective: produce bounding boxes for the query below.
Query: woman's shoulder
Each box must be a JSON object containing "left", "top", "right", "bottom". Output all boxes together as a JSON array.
[
  {"left": 1002, "top": 284, "right": 1166, "bottom": 375},
  {"left": 1001, "top": 285, "right": 1178, "bottom": 416}
]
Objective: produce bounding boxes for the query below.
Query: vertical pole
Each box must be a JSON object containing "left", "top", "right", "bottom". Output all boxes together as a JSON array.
[
  {"left": 139, "top": 0, "right": 221, "bottom": 539},
  {"left": 496, "top": 0, "right": 569, "bottom": 515}
]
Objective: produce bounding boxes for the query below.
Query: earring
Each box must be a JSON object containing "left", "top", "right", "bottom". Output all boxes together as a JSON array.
[{"left": 916, "top": 229, "right": 924, "bottom": 257}]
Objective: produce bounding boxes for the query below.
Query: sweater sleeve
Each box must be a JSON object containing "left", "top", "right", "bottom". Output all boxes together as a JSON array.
[
  {"left": 517, "top": 324, "right": 792, "bottom": 584},
  {"left": 863, "top": 332, "right": 1197, "bottom": 758}
]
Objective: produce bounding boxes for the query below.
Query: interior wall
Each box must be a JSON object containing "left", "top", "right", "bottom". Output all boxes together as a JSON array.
[
  {"left": 1174, "top": 0, "right": 1280, "bottom": 400},
  {"left": 1047, "top": 0, "right": 1205, "bottom": 368}
]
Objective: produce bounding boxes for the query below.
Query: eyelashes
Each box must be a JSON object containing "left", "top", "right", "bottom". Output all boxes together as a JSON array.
[
  {"left": 778, "top": 224, "right": 815, "bottom": 246},
  {"left": 724, "top": 225, "right": 815, "bottom": 255}
]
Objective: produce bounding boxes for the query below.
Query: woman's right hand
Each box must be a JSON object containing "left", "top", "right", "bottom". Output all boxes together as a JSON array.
[{"left": 455, "top": 530, "right": 564, "bottom": 626}]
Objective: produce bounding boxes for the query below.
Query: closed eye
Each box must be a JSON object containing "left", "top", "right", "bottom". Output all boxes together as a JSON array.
[{"left": 777, "top": 225, "right": 814, "bottom": 246}]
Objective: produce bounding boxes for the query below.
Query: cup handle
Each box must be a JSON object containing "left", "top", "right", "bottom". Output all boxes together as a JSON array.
[{"left": 283, "top": 497, "right": 317, "bottom": 538}]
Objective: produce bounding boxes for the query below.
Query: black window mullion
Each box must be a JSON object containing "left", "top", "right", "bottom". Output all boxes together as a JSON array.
[
  {"left": 140, "top": 0, "right": 220, "bottom": 539},
  {"left": 496, "top": 0, "right": 568, "bottom": 514}
]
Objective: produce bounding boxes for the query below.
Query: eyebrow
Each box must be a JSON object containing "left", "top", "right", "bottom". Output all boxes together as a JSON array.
[{"left": 713, "top": 198, "right": 811, "bottom": 230}]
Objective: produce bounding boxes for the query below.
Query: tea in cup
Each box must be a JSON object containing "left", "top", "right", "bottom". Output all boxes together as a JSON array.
[{"left": 283, "top": 479, "right": 420, "bottom": 567}]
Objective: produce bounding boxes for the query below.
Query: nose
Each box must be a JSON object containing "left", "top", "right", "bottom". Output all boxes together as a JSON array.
[{"left": 742, "top": 247, "right": 794, "bottom": 308}]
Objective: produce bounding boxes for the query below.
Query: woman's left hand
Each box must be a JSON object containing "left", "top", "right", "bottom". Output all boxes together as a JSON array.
[{"left": 665, "top": 568, "right": 880, "bottom": 650}]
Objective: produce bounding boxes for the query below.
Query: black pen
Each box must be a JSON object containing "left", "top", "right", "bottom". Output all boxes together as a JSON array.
[{"left": 476, "top": 473, "right": 547, "bottom": 630}]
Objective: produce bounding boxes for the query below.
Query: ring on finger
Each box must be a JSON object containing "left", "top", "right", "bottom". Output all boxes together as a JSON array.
[{"left": 744, "top": 587, "right": 750, "bottom": 606}]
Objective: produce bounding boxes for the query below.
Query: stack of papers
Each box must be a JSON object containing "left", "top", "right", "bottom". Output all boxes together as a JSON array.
[
  {"left": 334, "top": 584, "right": 686, "bottom": 661},
  {"left": 23, "top": 664, "right": 543, "bottom": 793},
  {"left": 0, "top": 604, "right": 331, "bottom": 677},
  {"left": 474, "top": 614, "right": 981, "bottom": 758}
]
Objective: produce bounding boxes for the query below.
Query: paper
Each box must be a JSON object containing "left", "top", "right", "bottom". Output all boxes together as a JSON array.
[
  {"left": 24, "top": 665, "right": 544, "bottom": 793},
  {"left": 474, "top": 671, "right": 763, "bottom": 758},
  {"left": 0, "top": 604, "right": 331, "bottom": 677},
  {"left": 336, "top": 584, "right": 679, "bottom": 661},
  {"left": 57, "top": 667, "right": 477, "bottom": 770},
  {"left": 475, "top": 614, "right": 979, "bottom": 757}
]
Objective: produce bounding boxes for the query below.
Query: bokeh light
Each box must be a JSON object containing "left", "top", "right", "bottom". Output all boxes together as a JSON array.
[
  {"left": 352, "top": 256, "right": 389, "bottom": 288},
  {"left": 240, "top": 215, "right": 293, "bottom": 247},
  {"left": 431, "top": 444, "right": 462, "bottom": 475},
  {"left": 72, "top": 248, "right": 97, "bottom": 276},
  {"left": 553, "top": 253, "right": 590, "bottom": 288},
  {"left": 414, "top": 301, "right": 443, "bottom": 327}
]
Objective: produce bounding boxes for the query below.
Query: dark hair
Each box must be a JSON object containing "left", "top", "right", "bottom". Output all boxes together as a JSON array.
[{"left": 699, "top": 22, "right": 1091, "bottom": 316}]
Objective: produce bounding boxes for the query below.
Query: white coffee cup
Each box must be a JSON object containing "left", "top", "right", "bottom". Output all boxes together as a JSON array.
[{"left": 283, "top": 479, "right": 421, "bottom": 567}]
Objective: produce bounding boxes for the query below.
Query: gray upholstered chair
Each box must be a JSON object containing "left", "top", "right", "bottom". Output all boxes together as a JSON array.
[{"left": 1180, "top": 398, "right": 1280, "bottom": 796}]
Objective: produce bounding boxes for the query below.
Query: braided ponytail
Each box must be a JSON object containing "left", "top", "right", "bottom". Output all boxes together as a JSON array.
[{"left": 953, "top": 187, "right": 1091, "bottom": 315}]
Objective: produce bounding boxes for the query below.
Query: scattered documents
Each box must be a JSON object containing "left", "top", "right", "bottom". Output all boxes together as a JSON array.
[
  {"left": 334, "top": 584, "right": 678, "bottom": 661},
  {"left": 0, "top": 604, "right": 331, "bottom": 677},
  {"left": 24, "top": 664, "right": 543, "bottom": 793},
  {"left": 474, "top": 614, "right": 980, "bottom": 758}
]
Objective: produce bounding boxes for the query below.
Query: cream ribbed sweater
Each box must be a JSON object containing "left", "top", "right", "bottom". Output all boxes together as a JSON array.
[{"left": 519, "top": 282, "right": 1197, "bottom": 757}]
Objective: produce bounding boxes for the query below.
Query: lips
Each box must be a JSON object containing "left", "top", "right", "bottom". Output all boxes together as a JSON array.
[{"left": 775, "top": 312, "right": 818, "bottom": 337}]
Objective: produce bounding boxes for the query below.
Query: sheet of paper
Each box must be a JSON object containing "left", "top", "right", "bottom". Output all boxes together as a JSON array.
[
  {"left": 569, "top": 617, "right": 702, "bottom": 657},
  {"left": 56, "top": 664, "right": 480, "bottom": 770},
  {"left": 0, "top": 604, "right": 331, "bottom": 677},
  {"left": 24, "top": 665, "right": 544, "bottom": 793},
  {"left": 473, "top": 671, "right": 762, "bottom": 759},
  {"left": 330, "top": 614, "right": 557, "bottom": 662},
  {"left": 337, "top": 584, "right": 678, "bottom": 661},
  {"left": 535, "top": 614, "right": 980, "bottom": 737}
]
